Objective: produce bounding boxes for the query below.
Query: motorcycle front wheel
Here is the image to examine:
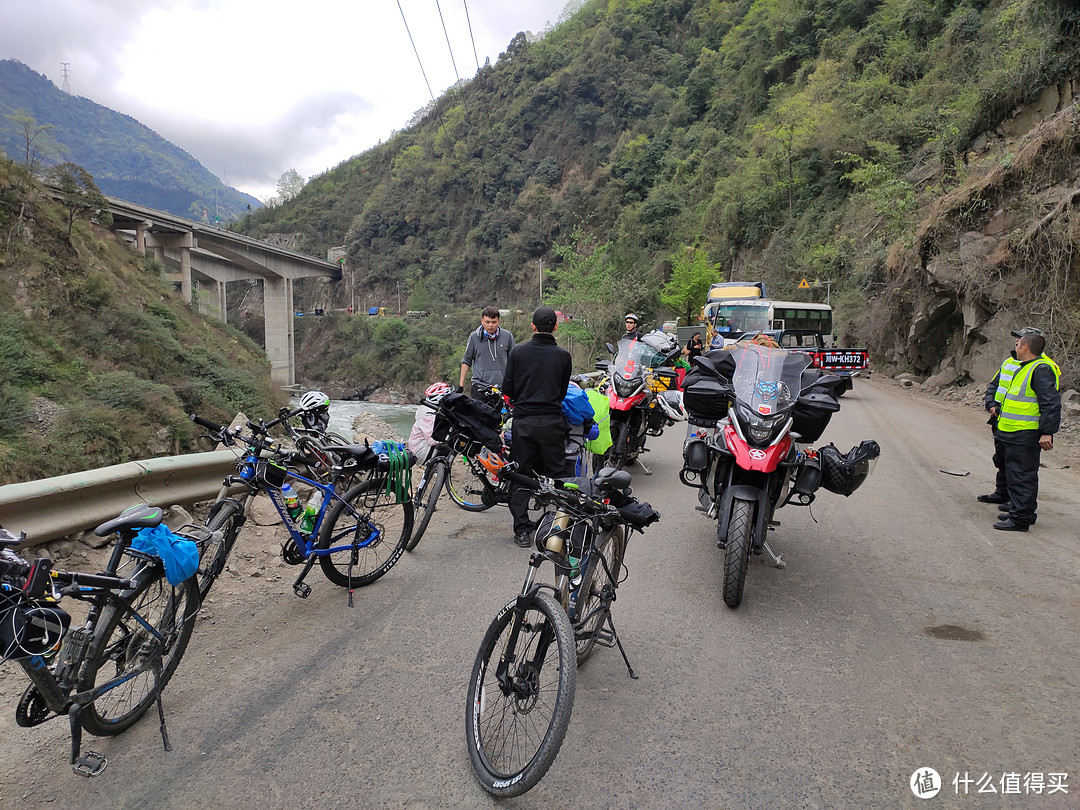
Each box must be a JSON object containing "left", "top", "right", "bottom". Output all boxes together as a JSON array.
[{"left": 721, "top": 498, "right": 755, "bottom": 609}]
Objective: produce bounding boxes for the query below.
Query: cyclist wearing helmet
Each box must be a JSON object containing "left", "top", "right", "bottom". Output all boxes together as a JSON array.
[
  {"left": 409, "top": 383, "right": 453, "bottom": 464},
  {"left": 459, "top": 306, "right": 515, "bottom": 400},
  {"left": 298, "top": 390, "right": 331, "bottom": 432}
]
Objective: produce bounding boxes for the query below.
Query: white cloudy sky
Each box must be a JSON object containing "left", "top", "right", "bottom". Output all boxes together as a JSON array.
[{"left": 1, "top": 0, "right": 572, "bottom": 200}]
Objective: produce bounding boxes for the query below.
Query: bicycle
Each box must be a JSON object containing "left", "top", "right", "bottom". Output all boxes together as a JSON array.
[
  {"left": 406, "top": 387, "right": 512, "bottom": 551},
  {"left": 464, "top": 466, "right": 660, "bottom": 797},
  {"left": 0, "top": 504, "right": 199, "bottom": 777},
  {"left": 442, "top": 383, "right": 512, "bottom": 512},
  {"left": 189, "top": 413, "right": 415, "bottom": 603}
]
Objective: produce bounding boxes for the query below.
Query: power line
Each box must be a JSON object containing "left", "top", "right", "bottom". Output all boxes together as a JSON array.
[{"left": 397, "top": 0, "right": 436, "bottom": 102}]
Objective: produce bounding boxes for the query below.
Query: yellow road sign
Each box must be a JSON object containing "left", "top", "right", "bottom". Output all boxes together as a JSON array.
[{"left": 798, "top": 278, "right": 810, "bottom": 289}]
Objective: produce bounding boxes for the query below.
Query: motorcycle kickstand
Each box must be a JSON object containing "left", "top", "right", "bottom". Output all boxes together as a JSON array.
[
  {"left": 605, "top": 612, "right": 638, "bottom": 680},
  {"left": 634, "top": 456, "right": 652, "bottom": 476},
  {"left": 762, "top": 540, "right": 786, "bottom": 569}
]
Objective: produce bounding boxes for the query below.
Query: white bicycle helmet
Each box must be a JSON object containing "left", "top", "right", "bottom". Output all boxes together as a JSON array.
[
  {"left": 298, "top": 390, "right": 330, "bottom": 432},
  {"left": 299, "top": 390, "right": 330, "bottom": 412},
  {"left": 424, "top": 382, "right": 454, "bottom": 406}
]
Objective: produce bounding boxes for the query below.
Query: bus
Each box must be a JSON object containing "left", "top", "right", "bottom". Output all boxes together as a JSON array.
[{"left": 709, "top": 299, "right": 834, "bottom": 346}]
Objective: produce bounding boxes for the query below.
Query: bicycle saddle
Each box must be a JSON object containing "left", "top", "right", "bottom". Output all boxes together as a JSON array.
[
  {"left": 94, "top": 504, "right": 164, "bottom": 537},
  {"left": 591, "top": 467, "right": 633, "bottom": 492}
]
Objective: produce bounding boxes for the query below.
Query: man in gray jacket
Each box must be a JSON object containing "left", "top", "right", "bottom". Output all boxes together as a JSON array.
[{"left": 459, "top": 306, "right": 515, "bottom": 400}]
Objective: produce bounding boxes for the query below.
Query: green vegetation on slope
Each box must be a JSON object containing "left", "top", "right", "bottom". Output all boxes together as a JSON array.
[
  {"left": 0, "top": 157, "right": 285, "bottom": 484},
  {"left": 237, "top": 0, "right": 1080, "bottom": 384}
]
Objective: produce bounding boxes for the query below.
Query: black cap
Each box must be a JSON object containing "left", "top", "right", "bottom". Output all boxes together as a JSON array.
[
  {"left": 1010, "top": 326, "right": 1044, "bottom": 338},
  {"left": 532, "top": 306, "right": 558, "bottom": 329}
]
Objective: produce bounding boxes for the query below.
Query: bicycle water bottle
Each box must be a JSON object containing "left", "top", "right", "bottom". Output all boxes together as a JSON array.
[
  {"left": 300, "top": 490, "right": 323, "bottom": 535},
  {"left": 281, "top": 482, "right": 303, "bottom": 522}
]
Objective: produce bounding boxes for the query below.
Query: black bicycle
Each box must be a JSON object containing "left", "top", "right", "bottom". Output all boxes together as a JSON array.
[
  {"left": 0, "top": 504, "right": 199, "bottom": 777},
  {"left": 407, "top": 388, "right": 511, "bottom": 551},
  {"left": 464, "top": 466, "right": 659, "bottom": 797}
]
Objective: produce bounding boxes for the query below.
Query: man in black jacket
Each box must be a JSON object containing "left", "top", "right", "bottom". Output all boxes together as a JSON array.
[{"left": 502, "top": 307, "right": 573, "bottom": 547}]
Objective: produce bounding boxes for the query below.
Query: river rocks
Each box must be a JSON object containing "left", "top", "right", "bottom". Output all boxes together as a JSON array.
[{"left": 351, "top": 412, "right": 405, "bottom": 443}]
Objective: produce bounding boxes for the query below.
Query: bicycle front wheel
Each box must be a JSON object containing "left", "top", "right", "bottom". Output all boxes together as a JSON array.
[
  {"left": 197, "top": 499, "right": 245, "bottom": 600},
  {"left": 79, "top": 566, "right": 199, "bottom": 736},
  {"left": 466, "top": 590, "right": 576, "bottom": 798},
  {"left": 317, "top": 479, "right": 413, "bottom": 588},
  {"left": 406, "top": 460, "right": 447, "bottom": 552},
  {"left": 444, "top": 453, "right": 495, "bottom": 512}
]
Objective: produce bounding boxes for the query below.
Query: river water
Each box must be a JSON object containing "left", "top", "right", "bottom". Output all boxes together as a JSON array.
[{"left": 293, "top": 398, "right": 420, "bottom": 441}]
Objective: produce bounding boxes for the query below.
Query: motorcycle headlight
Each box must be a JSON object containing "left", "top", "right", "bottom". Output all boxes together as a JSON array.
[
  {"left": 613, "top": 375, "right": 638, "bottom": 397},
  {"left": 737, "top": 403, "right": 788, "bottom": 444}
]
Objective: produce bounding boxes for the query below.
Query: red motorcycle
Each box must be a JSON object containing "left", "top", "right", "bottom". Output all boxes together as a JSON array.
[
  {"left": 594, "top": 332, "right": 685, "bottom": 474},
  {"left": 680, "top": 340, "right": 879, "bottom": 608}
]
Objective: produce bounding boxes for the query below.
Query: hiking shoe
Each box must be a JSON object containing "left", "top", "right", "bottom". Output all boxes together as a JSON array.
[
  {"left": 514, "top": 532, "right": 532, "bottom": 548},
  {"left": 998, "top": 505, "right": 1036, "bottom": 524},
  {"left": 993, "top": 518, "right": 1028, "bottom": 532},
  {"left": 977, "top": 493, "right": 1009, "bottom": 504},
  {"left": 997, "top": 502, "right": 1013, "bottom": 512}
]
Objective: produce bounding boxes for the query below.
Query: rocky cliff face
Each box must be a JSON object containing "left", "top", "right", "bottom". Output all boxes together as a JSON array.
[{"left": 874, "top": 78, "right": 1080, "bottom": 390}]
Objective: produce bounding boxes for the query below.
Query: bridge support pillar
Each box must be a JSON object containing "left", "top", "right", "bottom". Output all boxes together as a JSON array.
[
  {"left": 135, "top": 220, "right": 151, "bottom": 255},
  {"left": 263, "top": 276, "right": 295, "bottom": 385}
]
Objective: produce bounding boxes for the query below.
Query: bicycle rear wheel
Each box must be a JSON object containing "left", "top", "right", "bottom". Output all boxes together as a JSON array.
[
  {"left": 568, "top": 525, "right": 625, "bottom": 665},
  {"left": 466, "top": 591, "right": 576, "bottom": 798},
  {"left": 79, "top": 566, "right": 199, "bottom": 736},
  {"left": 444, "top": 453, "right": 495, "bottom": 512},
  {"left": 197, "top": 499, "right": 245, "bottom": 600},
  {"left": 406, "top": 460, "right": 447, "bottom": 552},
  {"left": 317, "top": 478, "right": 413, "bottom": 588}
]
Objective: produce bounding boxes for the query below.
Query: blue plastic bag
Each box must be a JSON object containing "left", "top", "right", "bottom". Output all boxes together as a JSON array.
[
  {"left": 132, "top": 524, "right": 199, "bottom": 586},
  {"left": 561, "top": 384, "right": 595, "bottom": 426}
]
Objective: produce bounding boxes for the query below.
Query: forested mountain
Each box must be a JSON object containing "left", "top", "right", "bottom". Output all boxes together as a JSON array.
[
  {"left": 238, "top": 0, "right": 1080, "bottom": 387},
  {"left": 0, "top": 59, "right": 259, "bottom": 222}
]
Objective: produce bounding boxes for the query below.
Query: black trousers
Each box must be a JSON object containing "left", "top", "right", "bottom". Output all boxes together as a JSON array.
[
  {"left": 1000, "top": 438, "right": 1041, "bottom": 526},
  {"left": 510, "top": 414, "right": 570, "bottom": 535},
  {"left": 990, "top": 431, "right": 1008, "bottom": 498}
]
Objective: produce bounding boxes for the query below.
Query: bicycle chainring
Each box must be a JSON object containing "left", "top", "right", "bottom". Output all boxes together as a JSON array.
[
  {"left": 16, "top": 683, "right": 56, "bottom": 727},
  {"left": 281, "top": 539, "right": 306, "bottom": 565}
]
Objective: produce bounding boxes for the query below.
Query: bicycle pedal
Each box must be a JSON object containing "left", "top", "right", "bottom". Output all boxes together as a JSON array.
[
  {"left": 72, "top": 750, "right": 107, "bottom": 778},
  {"left": 594, "top": 629, "right": 618, "bottom": 648},
  {"left": 293, "top": 583, "right": 312, "bottom": 599}
]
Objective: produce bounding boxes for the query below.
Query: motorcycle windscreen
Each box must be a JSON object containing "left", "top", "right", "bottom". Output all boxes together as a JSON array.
[{"left": 730, "top": 344, "right": 811, "bottom": 418}]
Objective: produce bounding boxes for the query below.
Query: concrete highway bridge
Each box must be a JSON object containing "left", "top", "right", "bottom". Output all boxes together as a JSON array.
[{"left": 105, "top": 196, "right": 342, "bottom": 385}]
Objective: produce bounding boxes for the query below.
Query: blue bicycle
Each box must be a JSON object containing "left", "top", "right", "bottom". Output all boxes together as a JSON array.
[{"left": 189, "top": 413, "right": 415, "bottom": 602}]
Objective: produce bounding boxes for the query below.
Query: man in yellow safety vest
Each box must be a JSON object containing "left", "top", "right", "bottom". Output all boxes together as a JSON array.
[
  {"left": 981, "top": 329, "right": 1061, "bottom": 531},
  {"left": 978, "top": 329, "right": 1027, "bottom": 505}
]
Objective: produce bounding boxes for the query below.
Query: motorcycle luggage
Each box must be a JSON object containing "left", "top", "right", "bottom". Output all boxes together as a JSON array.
[
  {"left": 791, "top": 389, "right": 841, "bottom": 442},
  {"left": 683, "top": 378, "right": 731, "bottom": 420},
  {"left": 682, "top": 438, "right": 710, "bottom": 471},
  {"left": 647, "top": 367, "right": 680, "bottom": 392}
]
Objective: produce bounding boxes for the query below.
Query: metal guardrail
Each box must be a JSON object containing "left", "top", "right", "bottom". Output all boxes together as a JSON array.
[{"left": 0, "top": 449, "right": 243, "bottom": 548}]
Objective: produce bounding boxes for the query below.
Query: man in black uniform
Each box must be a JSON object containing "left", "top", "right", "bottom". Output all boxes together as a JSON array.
[
  {"left": 502, "top": 306, "right": 573, "bottom": 547},
  {"left": 621, "top": 313, "right": 641, "bottom": 341}
]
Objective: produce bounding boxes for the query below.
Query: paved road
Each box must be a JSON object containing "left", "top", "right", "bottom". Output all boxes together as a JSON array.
[{"left": 2, "top": 378, "right": 1077, "bottom": 808}]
